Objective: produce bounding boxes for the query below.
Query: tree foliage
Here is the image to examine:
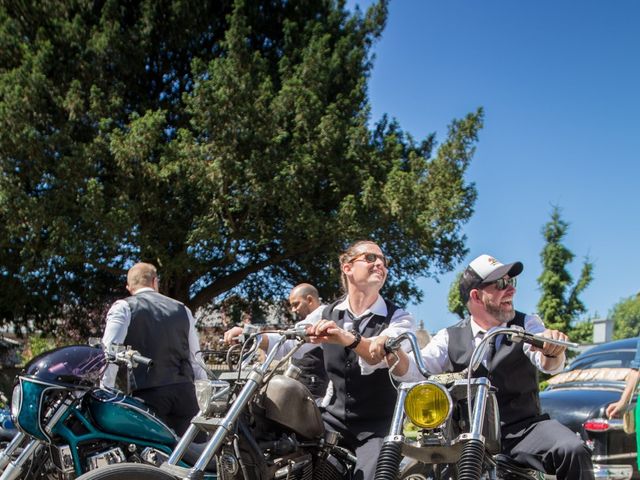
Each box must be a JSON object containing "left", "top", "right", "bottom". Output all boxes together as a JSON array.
[
  {"left": 536, "top": 206, "right": 593, "bottom": 334},
  {"left": 0, "top": 0, "right": 483, "bottom": 336},
  {"left": 448, "top": 271, "right": 466, "bottom": 320},
  {"left": 611, "top": 294, "right": 640, "bottom": 340}
]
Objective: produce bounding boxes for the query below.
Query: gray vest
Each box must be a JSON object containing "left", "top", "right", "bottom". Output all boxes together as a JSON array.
[
  {"left": 322, "top": 298, "right": 399, "bottom": 436},
  {"left": 124, "top": 291, "right": 194, "bottom": 391},
  {"left": 447, "top": 312, "right": 543, "bottom": 430}
]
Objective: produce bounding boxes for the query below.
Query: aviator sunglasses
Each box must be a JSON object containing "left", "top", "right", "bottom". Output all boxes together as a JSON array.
[
  {"left": 491, "top": 277, "right": 517, "bottom": 290},
  {"left": 349, "top": 252, "right": 390, "bottom": 268}
]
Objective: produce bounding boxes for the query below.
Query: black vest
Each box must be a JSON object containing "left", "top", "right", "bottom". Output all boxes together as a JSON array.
[
  {"left": 291, "top": 345, "right": 329, "bottom": 398},
  {"left": 446, "top": 312, "right": 542, "bottom": 430},
  {"left": 124, "top": 291, "right": 194, "bottom": 391},
  {"left": 322, "top": 298, "right": 400, "bottom": 436}
]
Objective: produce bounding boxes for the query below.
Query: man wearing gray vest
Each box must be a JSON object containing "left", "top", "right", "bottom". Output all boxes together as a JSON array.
[
  {"left": 102, "top": 262, "right": 207, "bottom": 435},
  {"left": 389, "top": 254, "right": 593, "bottom": 480}
]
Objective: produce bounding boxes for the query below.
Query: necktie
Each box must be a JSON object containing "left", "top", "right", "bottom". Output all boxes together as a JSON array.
[
  {"left": 347, "top": 311, "right": 373, "bottom": 333},
  {"left": 487, "top": 335, "right": 497, "bottom": 363}
]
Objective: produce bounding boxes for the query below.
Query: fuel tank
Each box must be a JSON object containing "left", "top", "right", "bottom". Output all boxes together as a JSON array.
[
  {"left": 261, "top": 375, "right": 325, "bottom": 439},
  {"left": 88, "top": 389, "right": 177, "bottom": 445}
]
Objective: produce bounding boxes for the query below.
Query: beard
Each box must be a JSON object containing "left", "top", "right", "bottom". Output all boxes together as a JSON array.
[{"left": 483, "top": 297, "right": 516, "bottom": 324}]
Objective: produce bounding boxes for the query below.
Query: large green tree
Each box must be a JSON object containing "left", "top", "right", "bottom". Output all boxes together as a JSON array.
[
  {"left": 0, "top": 0, "right": 483, "bottom": 336},
  {"left": 611, "top": 294, "right": 640, "bottom": 340},
  {"left": 537, "top": 206, "right": 593, "bottom": 334}
]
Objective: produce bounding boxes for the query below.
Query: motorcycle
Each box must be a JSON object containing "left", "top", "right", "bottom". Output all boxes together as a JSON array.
[
  {"left": 0, "top": 341, "right": 214, "bottom": 479},
  {"left": 74, "top": 325, "right": 357, "bottom": 480},
  {"left": 375, "top": 327, "right": 577, "bottom": 480}
]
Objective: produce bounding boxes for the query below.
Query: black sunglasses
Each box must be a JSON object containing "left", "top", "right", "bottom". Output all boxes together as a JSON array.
[
  {"left": 349, "top": 252, "right": 390, "bottom": 268},
  {"left": 492, "top": 277, "right": 517, "bottom": 290}
]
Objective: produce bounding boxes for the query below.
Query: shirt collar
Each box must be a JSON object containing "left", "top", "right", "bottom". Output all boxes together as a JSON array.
[
  {"left": 469, "top": 315, "right": 506, "bottom": 337},
  {"left": 334, "top": 294, "right": 387, "bottom": 319},
  {"left": 133, "top": 287, "right": 156, "bottom": 295},
  {"left": 469, "top": 317, "right": 486, "bottom": 338}
]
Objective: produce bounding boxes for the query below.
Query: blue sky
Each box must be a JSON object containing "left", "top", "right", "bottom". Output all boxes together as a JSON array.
[{"left": 347, "top": 1, "right": 640, "bottom": 333}]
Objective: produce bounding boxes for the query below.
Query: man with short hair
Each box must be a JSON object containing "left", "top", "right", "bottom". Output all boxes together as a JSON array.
[
  {"left": 225, "top": 240, "right": 416, "bottom": 479},
  {"left": 389, "top": 254, "right": 594, "bottom": 480},
  {"left": 308, "top": 240, "right": 415, "bottom": 480},
  {"left": 102, "top": 262, "right": 206, "bottom": 435},
  {"left": 287, "top": 283, "right": 329, "bottom": 398},
  {"left": 223, "top": 283, "right": 330, "bottom": 398}
]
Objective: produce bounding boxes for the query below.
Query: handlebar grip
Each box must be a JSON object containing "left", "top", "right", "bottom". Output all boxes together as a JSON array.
[
  {"left": 523, "top": 335, "right": 545, "bottom": 349},
  {"left": 131, "top": 354, "right": 153, "bottom": 367}
]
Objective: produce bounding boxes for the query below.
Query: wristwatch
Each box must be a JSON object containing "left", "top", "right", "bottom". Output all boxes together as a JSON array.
[{"left": 346, "top": 330, "right": 362, "bottom": 350}]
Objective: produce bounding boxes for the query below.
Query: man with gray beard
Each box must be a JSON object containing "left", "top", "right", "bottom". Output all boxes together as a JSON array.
[{"left": 388, "top": 254, "right": 593, "bottom": 480}]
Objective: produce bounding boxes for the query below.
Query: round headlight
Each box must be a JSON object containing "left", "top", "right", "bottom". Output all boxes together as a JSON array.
[
  {"left": 404, "top": 382, "right": 452, "bottom": 429},
  {"left": 10, "top": 383, "right": 22, "bottom": 420}
]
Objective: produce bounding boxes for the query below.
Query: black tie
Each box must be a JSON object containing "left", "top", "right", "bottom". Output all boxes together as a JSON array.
[
  {"left": 487, "top": 335, "right": 497, "bottom": 363},
  {"left": 348, "top": 311, "right": 373, "bottom": 333}
]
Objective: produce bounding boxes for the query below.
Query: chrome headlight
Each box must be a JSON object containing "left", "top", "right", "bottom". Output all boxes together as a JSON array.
[
  {"left": 10, "top": 383, "right": 21, "bottom": 420},
  {"left": 195, "top": 380, "right": 231, "bottom": 416},
  {"left": 404, "top": 382, "right": 452, "bottom": 429}
]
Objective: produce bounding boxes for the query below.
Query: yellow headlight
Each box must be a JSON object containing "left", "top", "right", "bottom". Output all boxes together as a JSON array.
[{"left": 404, "top": 382, "right": 452, "bottom": 429}]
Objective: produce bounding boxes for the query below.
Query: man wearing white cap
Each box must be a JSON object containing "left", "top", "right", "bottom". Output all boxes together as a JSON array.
[{"left": 388, "top": 254, "right": 594, "bottom": 480}]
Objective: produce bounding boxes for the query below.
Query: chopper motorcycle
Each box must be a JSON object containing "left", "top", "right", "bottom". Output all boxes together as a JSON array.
[
  {"left": 73, "top": 325, "right": 358, "bottom": 480},
  {"left": 0, "top": 341, "right": 213, "bottom": 479},
  {"left": 374, "top": 327, "right": 577, "bottom": 480}
]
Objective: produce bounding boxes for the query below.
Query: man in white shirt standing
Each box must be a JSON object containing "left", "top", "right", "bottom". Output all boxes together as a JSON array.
[
  {"left": 388, "top": 254, "right": 594, "bottom": 480},
  {"left": 102, "top": 262, "right": 206, "bottom": 435}
]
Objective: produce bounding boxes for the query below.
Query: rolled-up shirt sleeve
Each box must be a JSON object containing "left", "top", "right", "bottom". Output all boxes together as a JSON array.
[
  {"left": 392, "top": 328, "right": 451, "bottom": 382},
  {"left": 359, "top": 308, "right": 416, "bottom": 375},
  {"left": 101, "top": 300, "right": 131, "bottom": 388},
  {"left": 265, "top": 307, "right": 324, "bottom": 359},
  {"left": 523, "top": 314, "right": 566, "bottom": 375}
]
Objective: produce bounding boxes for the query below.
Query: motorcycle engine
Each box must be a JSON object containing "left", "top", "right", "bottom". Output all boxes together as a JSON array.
[{"left": 85, "top": 446, "right": 127, "bottom": 470}]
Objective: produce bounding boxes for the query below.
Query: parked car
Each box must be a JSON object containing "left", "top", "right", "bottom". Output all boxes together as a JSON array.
[{"left": 540, "top": 337, "right": 639, "bottom": 480}]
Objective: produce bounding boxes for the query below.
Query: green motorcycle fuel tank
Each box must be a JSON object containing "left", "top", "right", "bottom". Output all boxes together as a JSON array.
[{"left": 88, "top": 389, "right": 176, "bottom": 445}]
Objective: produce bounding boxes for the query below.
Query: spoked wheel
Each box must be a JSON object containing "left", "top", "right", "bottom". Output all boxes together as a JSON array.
[{"left": 75, "top": 463, "right": 176, "bottom": 480}]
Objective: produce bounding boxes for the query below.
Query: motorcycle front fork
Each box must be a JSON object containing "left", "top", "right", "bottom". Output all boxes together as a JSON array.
[{"left": 0, "top": 434, "right": 43, "bottom": 480}]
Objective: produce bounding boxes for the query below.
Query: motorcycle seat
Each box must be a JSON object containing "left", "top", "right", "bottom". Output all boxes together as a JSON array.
[{"left": 494, "top": 453, "right": 540, "bottom": 477}]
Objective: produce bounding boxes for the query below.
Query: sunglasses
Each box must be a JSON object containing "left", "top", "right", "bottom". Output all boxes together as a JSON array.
[
  {"left": 349, "top": 252, "right": 389, "bottom": 268},
  {"left": 491, "top": 277, "right": 517, "bottom": 290}
]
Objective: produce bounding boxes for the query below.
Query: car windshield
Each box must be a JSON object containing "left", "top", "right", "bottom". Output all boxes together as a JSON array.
[{"left": 569, "top": 350, "right": 636, "bottom": 371}]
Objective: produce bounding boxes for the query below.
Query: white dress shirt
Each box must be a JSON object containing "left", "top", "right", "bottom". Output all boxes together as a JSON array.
[
  {"left": 101, "top": 287, "right": 207, "bottom": 388},
  {"left": 395, "top": 313, "right": 565, "bottom": 383},
  {"left": 265, "top": 295, "right": 415, "bottom": 408},
  {"left": 263, "top": 304, "right": 326, "bottom": 360}
]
